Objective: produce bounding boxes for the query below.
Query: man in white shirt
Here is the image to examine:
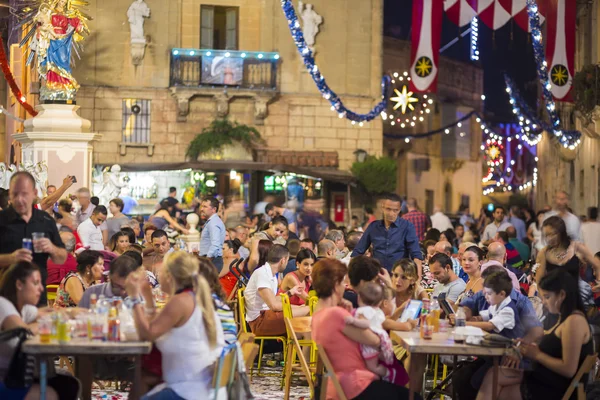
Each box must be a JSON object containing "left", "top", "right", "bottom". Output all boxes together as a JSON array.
[
  {"left": 77, "top": 205, "right": 107, "bottom": 251},
  {"left": 429, "top": 253, "right": 467, "bottom": 305},
  {"left": 245, "top": 245, "right": 309, "bottom": 336},
  {"left": 582, "top": 207, "right": 600, "bottom": 255},
  {"left": 430, "top": 206, "right": 453, "bottom": 232},
  {"left": 75, "top": 187, "right": 108, "bottom": 245},
  {"left": 544, "top": 190, "right": 582, "bottom": 242},
  {"left": 482, "top": 206, "right": 512, "bottom": 246}
]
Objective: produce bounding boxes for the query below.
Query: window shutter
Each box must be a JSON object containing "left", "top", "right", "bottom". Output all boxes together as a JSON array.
[
  {"left": 201, "top": 6, "right": 214, "bottom": 49},
  {"left": 225, "top": 8, "right": 237, "bottom": 50}
]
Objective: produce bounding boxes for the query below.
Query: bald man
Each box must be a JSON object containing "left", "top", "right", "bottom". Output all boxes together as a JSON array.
[
  {"left": 431, "top": 206, "right": 453, "bottom": 232},
  {"left": 434, "top": 240, "right": 468, "bottom": 282},
  {"left": 317, "top": 239, "right": 336, "bottom": 259},
  {"left": 481, "top": 242, "right": 520, "bottom": 291}
]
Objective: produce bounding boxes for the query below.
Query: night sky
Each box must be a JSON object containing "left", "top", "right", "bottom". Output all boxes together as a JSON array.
[{"left": 384, "top": 0, "right": 539, "bottom": 122}]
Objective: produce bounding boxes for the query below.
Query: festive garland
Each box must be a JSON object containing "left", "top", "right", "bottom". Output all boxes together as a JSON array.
[
  {"left": 383, "top": 111, "right": 475, "bottom": 140},
  {"left": 526, "top": 0, "right": 580, "bottom": 149},
  {"left": 280, "top": 0, "right": 390, "bottom": 123},
  {"left": 382, "top": 71, "right": 434, "bottom": 128},
  {"left": 0, "top": 37, "right": 37, "bottom": 117},
  {"left": 504, "top": 75, "right": 544, "bottom": 145}
]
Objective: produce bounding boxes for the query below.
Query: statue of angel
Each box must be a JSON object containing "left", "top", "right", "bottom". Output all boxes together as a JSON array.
[{"left": 17, "top": 0, "right": 91, "bottom": 102}]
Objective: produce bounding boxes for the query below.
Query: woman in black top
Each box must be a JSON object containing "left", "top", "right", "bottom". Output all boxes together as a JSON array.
[{"left": 476, "top": 269, "right": 593, "bottom": 400}]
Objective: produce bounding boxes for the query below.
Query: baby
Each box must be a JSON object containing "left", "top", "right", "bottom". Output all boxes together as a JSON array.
[{"left": 345, "top": 282, "right": 408, "bottom": 385}]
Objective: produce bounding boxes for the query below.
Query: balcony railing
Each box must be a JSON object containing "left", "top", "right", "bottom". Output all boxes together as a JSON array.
[{"left": 169, "top": 49, "right": 280, "bottom": 90}]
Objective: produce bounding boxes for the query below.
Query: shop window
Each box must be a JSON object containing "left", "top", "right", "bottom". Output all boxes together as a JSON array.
[
  {"left": 201, "top": 6, "right": 238, "bottom": 50},
  {"left": 122, "top": 99, "right": 151, "bottom": 144}
]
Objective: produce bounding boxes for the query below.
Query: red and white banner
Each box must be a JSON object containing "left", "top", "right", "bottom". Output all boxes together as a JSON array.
[
  {"left": 545, "top": 0, "right": 576, "bottom": 101},
  {"left": 410, "top": 0, "right": 443, "bottom": 93},
  {"left": 444, "top": 0, "right": 543, "bottom": 31}
]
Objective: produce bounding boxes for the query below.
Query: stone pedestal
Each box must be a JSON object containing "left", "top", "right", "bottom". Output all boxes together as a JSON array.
[
  {"left": 180, "top": 213, "right": 200, "bottom": 252},
  {"left": 13, "top": 104, "right": 102, "bottom": 190}
]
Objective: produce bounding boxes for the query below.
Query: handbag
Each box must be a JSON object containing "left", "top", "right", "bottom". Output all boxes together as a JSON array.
[
  {"left": 0, "top": 327, "right": 35, "bottom": 389},
  {"left": 479, "top": 333, "right": 515, "bottom": 348}
]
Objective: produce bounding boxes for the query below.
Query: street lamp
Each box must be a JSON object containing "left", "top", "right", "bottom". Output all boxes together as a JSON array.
[{"left": 353, "top": 149, "right": 368, "bottom": 163}]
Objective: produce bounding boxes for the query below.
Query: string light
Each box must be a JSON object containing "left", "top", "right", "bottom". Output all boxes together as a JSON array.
[
  {"left": 384, "top": 71, "right": 434, "bottom": 128},
  {"left": 470, "top": 17, "right": 479, "bottom": 61},
  {"left": 281, "top": 0, "right": 389, "bottom": 123}
]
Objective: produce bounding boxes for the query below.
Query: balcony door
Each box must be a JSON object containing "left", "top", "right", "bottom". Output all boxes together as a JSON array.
[{"left": 201, "top": 6, "right": 238, "bottom": 50}]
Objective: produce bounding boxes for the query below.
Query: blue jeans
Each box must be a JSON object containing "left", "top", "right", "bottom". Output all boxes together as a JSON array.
[
  {"left": 141, "top": 387, "right": 185, "bottom": 400},
  {"left": 211, "top": 256, "right": 224, "bottom": 273}
]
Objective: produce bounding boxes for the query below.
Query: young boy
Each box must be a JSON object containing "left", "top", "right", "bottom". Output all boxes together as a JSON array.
[{"left": 465, "top": 271, "right": 517, "bottom": 338}]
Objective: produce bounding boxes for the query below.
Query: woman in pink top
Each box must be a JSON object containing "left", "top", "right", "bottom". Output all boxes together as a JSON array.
[{"left": 311, "top": 259, "right": 412, "bottom": 399}]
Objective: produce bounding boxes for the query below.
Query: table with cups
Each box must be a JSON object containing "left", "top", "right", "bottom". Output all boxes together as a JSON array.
[
  {"left": 24, "top": 307, "right": 152, "bottom": 400},
  {"left": 391, "top": 329, "right": 507, "bottom": 400}
]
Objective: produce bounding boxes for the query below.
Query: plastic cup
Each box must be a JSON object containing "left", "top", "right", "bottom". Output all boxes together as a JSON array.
[
  {"left": 39, "top": 318, "right": 52, "bottom": 343},
  {"left": 32, "top": 232, "right": 45, "bottom": 253}
]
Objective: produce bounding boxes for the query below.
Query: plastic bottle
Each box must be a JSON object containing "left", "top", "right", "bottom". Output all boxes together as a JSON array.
[
  {"left": 429, "top": 298, "right": 441, "bottom": 333},
  {"left": 107, "top": 306, "right": 120, "bottom": 342},
  {"left": 455, "top": 307, "right": 466, "bottom": 327}
]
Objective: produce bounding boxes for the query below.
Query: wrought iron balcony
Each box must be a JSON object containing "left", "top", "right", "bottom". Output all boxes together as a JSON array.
[
  {"left": 169, "top": 49, "right": 280, "bottom": 123},
  {"left": 170, "top": 48, "right": 280, "bottom": 90}
]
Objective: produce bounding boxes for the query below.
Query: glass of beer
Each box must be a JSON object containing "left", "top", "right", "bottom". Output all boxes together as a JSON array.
[
  {"left": 32, "top": 232, "right": 45, "bottom": 253},
  {"left": 39, "top": 317, "right": 52, "bottom": 344}
]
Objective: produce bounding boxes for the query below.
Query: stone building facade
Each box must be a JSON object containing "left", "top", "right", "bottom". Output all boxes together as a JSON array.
[
  {"left": 382, "top": 38, "right": 484, "bottom": 216},
  {"left": 535, "top": 1, "right": 600, "bottom": 215}
]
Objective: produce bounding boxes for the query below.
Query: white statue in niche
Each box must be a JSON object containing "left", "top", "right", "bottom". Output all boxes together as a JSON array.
[
  {"left": 127, "top": 0, "right": 151, "bottom": 43},
  {"left": 127, "top": 0, "right": 151, "bottom": 65},
  {"left": 298, "top": 1, "right": 323, "bottom": 51}
]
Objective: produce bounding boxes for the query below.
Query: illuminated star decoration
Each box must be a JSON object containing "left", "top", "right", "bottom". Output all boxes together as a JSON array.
[
  {"left": 391, "top": 86, "right": 419, "bottom": 114},
  {"left": 415, "top": 56, "right": 433, "bottom": 78},
  {"left": 550, "top": 64, "right": 568, "bottom": 87}
]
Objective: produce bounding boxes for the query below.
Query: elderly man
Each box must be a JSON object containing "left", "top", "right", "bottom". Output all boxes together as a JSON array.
[
  {"left": 317, "top": 239, "right": 336, "bottom": 260},
  {"left": 434, "top": 241, "right": 468, "bottom": 282},
  {"left": 481, "top": 242, "right": 521, "bottom": 291},
  {"left": 234, "top": 225, "right": 251, "bottom": 259},
  {"left": 325, "top": 229, "right": 346, "bottom": 259},
  {"left": 0, "top": 171, "right": 67, "bottom": 305},
  {"left": 352, "top": 193, "right": 423, "bottom": 274},
  {"left": 47, "top": 231, "right": 79, "bottom": 285}
]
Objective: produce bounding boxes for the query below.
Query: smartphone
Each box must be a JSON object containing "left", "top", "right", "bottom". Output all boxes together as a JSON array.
[{"left": 71, "top": 176, "right": 77, "bottom": 183}]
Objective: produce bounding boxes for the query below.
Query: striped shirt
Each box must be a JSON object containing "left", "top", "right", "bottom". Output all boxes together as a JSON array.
[{"left": 213, "top": 294, "right": 237, "bottom": 344}]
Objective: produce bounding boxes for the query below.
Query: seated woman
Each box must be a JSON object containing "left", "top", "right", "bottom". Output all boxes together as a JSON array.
[
  {"left": 476, "top": 269, "right": 593, "bottom": 400},
  {"left": 219, "top": 239, "right": 242, "bottom": 297},
  {"left": 391, "top": 259, "right": 429, "bottom": 310},
  {"left": 280, "top": 248, "right": 316, "bottom": 306},
  {"left": 126, "top": 251, "right": 225, "bottom": 400},
  {"left": 149, "top": 200, "right": 189, "bottom": 235},
  {"left": 0, "top": 262, "right": 78, "bottom": 399},
  {"left": 456, "top": 246, "right": 485, "bottom": 305},
  {"left": 198, "top": 257, "right": 237, "bottom": 345},
  {"left": 110, "top": 231, "right": 131, "bottom": 256},
  {"left": 311, "top": 258, "right": 412, "bottom": 399},
  {"left": 55, "top": 250, "right": 104, "bottom": 308}
]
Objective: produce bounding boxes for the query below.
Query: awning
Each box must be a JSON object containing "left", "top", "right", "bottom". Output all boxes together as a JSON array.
[{"left": 115, "top": 161, "right": 356, "bottom": 185}]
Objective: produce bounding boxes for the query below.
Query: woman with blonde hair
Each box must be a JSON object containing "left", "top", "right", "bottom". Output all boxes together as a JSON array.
[{"left": 126, "top": 251, "right": 225, "bottom": 400}]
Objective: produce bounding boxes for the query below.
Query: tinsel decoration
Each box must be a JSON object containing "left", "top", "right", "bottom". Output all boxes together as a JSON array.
[
  {"left": 504, "top": 75, "right": 545, "bottom": 145},
  {"left": 526, "top": 0, "right": 580, "bottom": 149},
  {"left": 0, "top": 37, "right": 37, "bottom": 117},
  {"left": 280, "top": 0, "right": 390, "bottom": 123}
]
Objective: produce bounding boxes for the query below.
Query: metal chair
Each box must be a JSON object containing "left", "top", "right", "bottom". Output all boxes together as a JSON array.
[
  {"left": 46, "top": 285, "right": 59, "bottom": 306},
  {"left": 561, "top": 354, "right": 598, "bottom": 400},
  {"left": 283, "top": 316, "right": 315, "bottom": 400}
]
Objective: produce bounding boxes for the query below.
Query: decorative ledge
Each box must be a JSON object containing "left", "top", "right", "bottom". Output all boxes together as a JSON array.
[{"left": 119, "top": 142, "right": 155, "bottom": 156}]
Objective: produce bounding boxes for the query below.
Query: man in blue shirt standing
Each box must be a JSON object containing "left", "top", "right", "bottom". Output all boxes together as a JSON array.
[
  {"left": 351, "top": 193, "right": 423, "bottom": 276},
  {"left": 199, "top": 197, "right": 226, "bottom": 272}
]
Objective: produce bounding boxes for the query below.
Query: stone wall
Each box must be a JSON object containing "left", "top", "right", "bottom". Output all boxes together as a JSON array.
[{"left": 72, "top": 0, "right": 384, "bottom": 171}]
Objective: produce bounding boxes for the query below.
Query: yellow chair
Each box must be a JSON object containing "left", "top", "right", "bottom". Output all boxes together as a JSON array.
[
  {"left": 46, "top": 285, "right": 59, "bottom": 306},
  {"left": 431, "top": 354, "right": 448, "bottom": 400},
  {"left": 281, "top": 293, "right": 317, "bottom": 361},
  {"left": 236, "top": 288, "right": 287, "bottom": 379},
  {"left": 308, "top": 289, "right": 317, "bottom": 298},
  {"left": 283, "top": 316, "right": 315, "bottom": 400},
  {"left": 308, "top": 296, "right": 318, "bottom": 316}
]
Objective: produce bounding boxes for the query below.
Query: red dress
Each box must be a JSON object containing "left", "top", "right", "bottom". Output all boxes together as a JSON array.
[{"left": 287, "top": 273, "right": 310, "bottom": 306}]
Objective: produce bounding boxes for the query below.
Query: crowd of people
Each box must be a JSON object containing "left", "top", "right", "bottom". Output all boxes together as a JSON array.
[{"left": 0, "top": 170, "right": 599, "bottom": 399}]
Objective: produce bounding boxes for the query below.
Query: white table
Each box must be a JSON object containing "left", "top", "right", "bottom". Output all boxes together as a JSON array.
[
  {"left": 23, "top": 337, "right": 153, "bottom": 400},
  {"left": 391, "top": 331, "right": 508, "bottom": 400}
]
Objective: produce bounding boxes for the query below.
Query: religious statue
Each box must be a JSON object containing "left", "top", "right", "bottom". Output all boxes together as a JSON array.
[
  {"left": 298, "top": 1, "right": 323, "bottom": 51},
  {"left": 127, "top": 0, "right": 151, "bottom": 43},
  {"left": 18, "top": 0, "right": 91, "bottom": 102}
]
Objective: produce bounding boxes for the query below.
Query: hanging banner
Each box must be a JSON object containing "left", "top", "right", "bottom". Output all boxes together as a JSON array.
[
  {"left": 545, "top": 0, "right": 576, "bottom": 101},
  {"left": 410, "top": 0, "right": 443, "bottom": 93},
  {"left": 444, "top": 0, "right": 476, "bottom": 27},
  {"left": 444, "top": 0, "right": 543, "bottom": 31}
]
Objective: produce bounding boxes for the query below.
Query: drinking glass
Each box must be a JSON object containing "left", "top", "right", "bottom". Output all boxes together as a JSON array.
[
  {"left": 39, "top": 317, "right": 52, "bottom": 343},
  {"left": 32, "top": 232, "right": 45, "bottom": 253}
]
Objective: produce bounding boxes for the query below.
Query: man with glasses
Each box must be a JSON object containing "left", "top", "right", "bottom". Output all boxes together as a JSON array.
[{"left": 77, "top": 206, "right": 108, "bottom": 251}]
